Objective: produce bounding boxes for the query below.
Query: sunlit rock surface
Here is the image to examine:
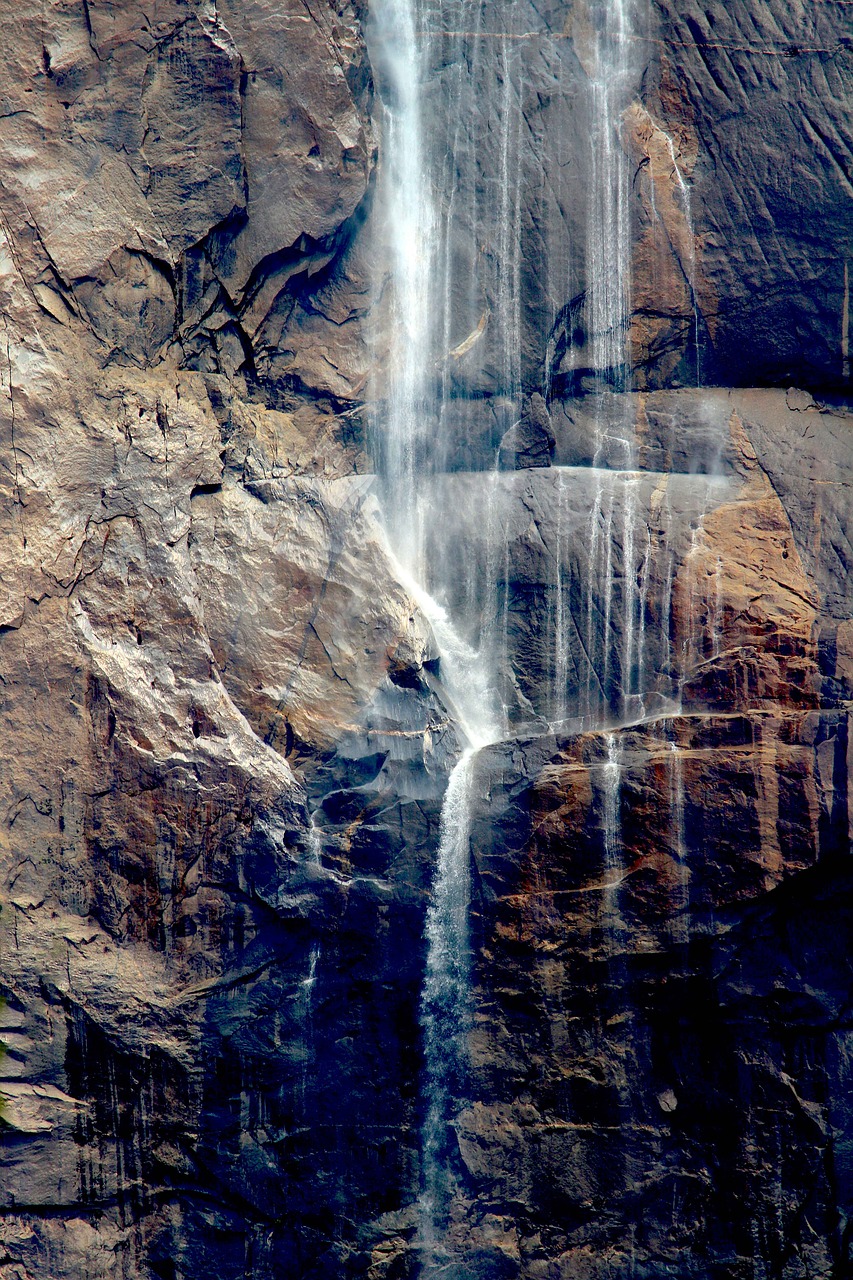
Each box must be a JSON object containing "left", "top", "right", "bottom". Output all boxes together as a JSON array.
[{"left": 0, "top": 1, "right": 850, "bottom": 1278}]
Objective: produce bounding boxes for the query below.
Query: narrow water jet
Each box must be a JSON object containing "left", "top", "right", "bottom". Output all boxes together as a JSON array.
[
  {"left": 635, "top": 512, "right": 652, "bottom": 713},
  {"left": 655, "top": 479, "right": 677, "bottom": 693},
  {"left": 622, "top": 473, "right": 638, "bottom": 715},
  {"left": 678, "top": 521, "right": 704, "bottom": 706},
  {"left": 417, "top": 748, "right": 479, "bottom": 1268},
  {"left": 307, "top": 814, "right": 324, "bottom": 868},
  {"left": 668, "top": 739, "right": 690, "bottom": 944},
  {"left": 601, "top": 730, "right": 625, "bottom": 952},
  {"left": 295, "top": 942, "right": 321, "bottom": 1113}
]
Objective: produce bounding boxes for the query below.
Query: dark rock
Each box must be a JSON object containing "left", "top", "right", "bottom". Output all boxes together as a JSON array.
[{"left": 498, "top": 394, "right": 556, "bottom": 470}]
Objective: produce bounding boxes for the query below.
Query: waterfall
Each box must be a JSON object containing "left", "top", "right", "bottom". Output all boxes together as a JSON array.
[
  {"left": 711, "top": 554, "right": 724, "bottom": 659},
  {"left": 668, "top": 739, "right": 690, "bottom": 944},
  {"left": 367, "top": 2, "right": 503, "bottom": 1267},
  {"left": 621, "top": 473, "right": 638, "bottom": 714},
  {"left": 495, "top": 25, "right": 523, "bottom": 403},
  {"left": 601, "top": 730, "right": 625, "bottom": 951},
  {"left": 679, "top": 522, "right": 704, "bottom": 703},
  {"left": 603, "top": 731, "right": 622, "bottom": 865},
  {"left": 635, "top": 512, "right": 652, "bottom": 711},
  {"left": 369, "top": 0, "right": 650, "bottom": 1264},
  {"left": 587, "top": 0, "right": 632, "bottom": 392},
  {"left": 368, "top": 0, "right": 434, "bottom": 579},
  {"left": 298, "top": 943, "right": 320, "bottom": 1108},
  {"left": 582, "top": 0, "right": 647, "bottom": 724},
  {"left": 306, "top": 813, "right": 324, "bottom": 867},
  {"left": 418, "top": 749, "right": 479, "bottom": 1264},
  {"left": 656, "top": 479, "right": 677, "bottom": 694},
  {"left": 392, "top": 560, "right": 500, "bottom": 750}
]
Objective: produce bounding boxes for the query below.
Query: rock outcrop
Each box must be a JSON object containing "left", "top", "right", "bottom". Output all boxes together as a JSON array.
[{"left": 0, "top": 1, "right": 850, "bottom": 1279}]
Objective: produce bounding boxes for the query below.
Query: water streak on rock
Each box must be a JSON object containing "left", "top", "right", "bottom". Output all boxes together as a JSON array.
[
  {"left": 583, "top": 0, "right": 645, "bottom": 723},
  {"left": 417, "top": 748, "right": 479, "bottom": 1265},
  {"left": 368, "top": 4, "right": 503, "bottom": 1269}
]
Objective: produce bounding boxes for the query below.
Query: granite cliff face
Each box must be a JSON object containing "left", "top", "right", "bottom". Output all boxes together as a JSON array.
[{"left": 0, "top": 2, "right": 851, "bottom": 1279}]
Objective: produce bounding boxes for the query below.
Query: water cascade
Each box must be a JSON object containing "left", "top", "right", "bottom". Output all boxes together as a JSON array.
[
  {"left": 298, "top": 944, "right": 320, "bottom": 1108},
  {"left": 587, "top": 0, "right": 633, "bottom": 394},
  {"left": 668, "top": 738, "right": 691, "bottom": 945},
  {"left": 367, "top": 0, "right": 662, "bottom": 1269},
  {"left": 418, "top": 748, "right": 480, "bottom": 1264},
  {"left": 602, "top": 730, "right": 625, "bottom": 951},
  {"left": 582, "top": 0, "right": 649, "bottom": 725},
  {"left": 0, "top": 0, "right": 846, "bottom": 1266},
  {"left": 367, "top": 2, "right": 505, "bottom": 1266},
  {"left": 367, "top": 0, "right": 432, "bottom": 579}
]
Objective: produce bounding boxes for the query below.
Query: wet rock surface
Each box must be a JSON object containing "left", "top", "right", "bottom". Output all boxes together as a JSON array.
[
  {"left": 0, "top": 2, "right": 850, "bottom": 1279},
  {"left": 498, "top": 395, "right": 556, "bottom": 471}
]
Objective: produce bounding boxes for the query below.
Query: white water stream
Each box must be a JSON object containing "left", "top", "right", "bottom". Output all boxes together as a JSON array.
[
  {"left": 587, "top": 0, "right": 633, "bottom": 391},
  {"left": 668, "top": 739, "right": 690, "bottom": 944},
  {"left": 367, "top": 0, "right": 650, "bottom": 1269},
  {"left": 368, "top": 4, "right": 505, "bottom": 1265},
  {"left": 583, "top": 0, "right": 648, "bottom": 733},
  {"left": 418, "top": 747, "right": 480, "bottom": 1263}
]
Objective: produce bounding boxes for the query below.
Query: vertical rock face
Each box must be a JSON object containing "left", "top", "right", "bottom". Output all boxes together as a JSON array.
[{"left": 0, "top": 4, "right": 850, "bottom": 1280}]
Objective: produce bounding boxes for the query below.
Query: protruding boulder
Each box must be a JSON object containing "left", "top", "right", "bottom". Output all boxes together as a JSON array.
[{"left": 498, "top": 393, "right": 556, "bottom": 470}]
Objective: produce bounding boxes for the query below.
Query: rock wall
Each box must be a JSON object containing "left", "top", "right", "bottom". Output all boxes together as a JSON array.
[{"left": 0, "top": 2, "right": 851, "bottom": 1279}]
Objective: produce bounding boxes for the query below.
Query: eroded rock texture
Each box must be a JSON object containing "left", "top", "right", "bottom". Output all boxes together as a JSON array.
[{"left": 0, "top": 1, "right": 851, "bottom": 1279}]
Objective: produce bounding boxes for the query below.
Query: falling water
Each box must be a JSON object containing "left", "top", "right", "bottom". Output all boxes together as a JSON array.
[
  {"left": 582, "top": 0, "right": 646, "bottom": 725},
  {"left": 604, "top": 732, "right": 622, "bottom": 865},
  {"left": 369, "top": 0, "right": 659, "bottom": 1263},
  {"left": 679, "top": 521, "right": 706, "bottom": 704},
  {"left": 496, "top": 25, "right": 523, "bottom": 402},
  {"left": 368, "top": 1, "right": 503, "bottom": 1267},
  {"left": 634, "top": 513, "right": 652, "bottom": 713},
  {"left": 656, "top": 480, "right": 677, "bottom": 693},
  {"left": 369, "top": 0, "right": 434, "bottom": 578},
  {"left": 298, "top": 943, "right": 320, "bottom": 1107},
  {"left": 418, "top": 749, "right": 479, "bottom": 1263},
  {"left": 587, "top": 0, "right": 633, "bottom": 391},
  {"left": 622, "top": 473, "right": 638, "bottom": 714},
  {"left": 396, "top": 559, "right": 501, "bottom": 749},
  {"left": 306, "top": 814, "right": 324, "bottom": 867},
  {"left": 602, "top": 730, "right": 625, "bottom": 950},
  {"left": 584, "top": 484, "right": 615, "bottom": 719},
  {"left": 667, "top": 739, "right": 690, "bottom": 943}
]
